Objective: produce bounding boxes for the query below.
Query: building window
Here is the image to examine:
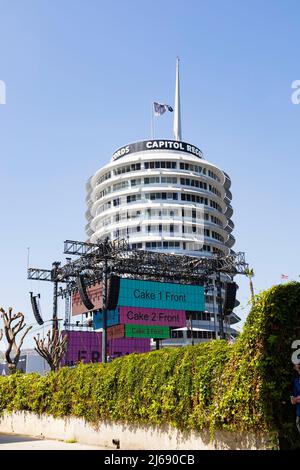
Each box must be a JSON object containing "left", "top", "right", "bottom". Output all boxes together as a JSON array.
[
  {"left": 171, "top": 330, "right": 184, "bottom": 338},
  {"left": 96, "top": 171, "right": 111, "bottom": 185},
  {"left": 114, "top": 163, "right": 141, "bottom": 175},
  {"left": 131, "top": 243, "right": 142, "bottom": 249},
  {"left": 144, "top": 161, "right": 177, "bottom": 170}
]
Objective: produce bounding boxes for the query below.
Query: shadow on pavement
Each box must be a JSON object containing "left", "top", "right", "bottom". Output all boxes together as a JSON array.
[{"left": 0, "top": 433, "right": 42, "bottom": 444}]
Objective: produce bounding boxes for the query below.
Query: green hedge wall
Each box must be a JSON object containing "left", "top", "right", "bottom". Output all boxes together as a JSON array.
[{"left": 1, "top": 282, "right": 300, "bottom": 448}]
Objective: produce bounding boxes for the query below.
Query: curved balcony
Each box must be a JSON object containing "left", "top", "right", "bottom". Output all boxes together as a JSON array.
[
  {"left": 85, "top": 209, "right": 93, "bottom": 221},
  {"left": 228, "top": 313, "right": 240, "bottom": 325},
  {"left": 86, "top": 227, "right": 94, "bottom": 238},
  {"left": 224, "top": 225, "right": 232, "bottom": 234},
  {"left": 224, "top": 218, "right": 234, "bottom": 234},
  {"left": 228, "top": 219, "right": 234, "bottom": 230},
  {"left": 224, "top": 204, "right": 233, "bottom": 219},
  {"left": 223, "top": 172, "right": 231, "bottom": 190},
  {"left": 225, "top": 234, "right": 235, "bottom": 248},
  {"left": 85, "top": 176, "right": 92, "bottom": 191},
  {"left": 225, "top": 188, "right": 232, "bottom": 201}
]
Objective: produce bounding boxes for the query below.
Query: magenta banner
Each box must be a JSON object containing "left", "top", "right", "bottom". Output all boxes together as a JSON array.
[
  {"left": 61, "top": 330, "right": 150, "bottom": 365},
  {"left": 61, "top": 331, "right": 102, "bottom": 366},
  {"left": 108, "top": 338, "right": 151, "bottom": 358},
  {"left": 119, "top": 306, "right": 186, "bottom": 327}
]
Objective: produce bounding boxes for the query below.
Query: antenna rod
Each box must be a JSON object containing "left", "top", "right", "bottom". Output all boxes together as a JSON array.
[{"left": 173, "top": 57, "right": 182, "bottom": 141}]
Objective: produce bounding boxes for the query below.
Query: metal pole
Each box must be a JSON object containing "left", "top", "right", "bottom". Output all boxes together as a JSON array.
[
  {"left": 51, "top": 261, "right": 61, "bottom": 334},
  {"left": 189, "top": 314, "right": 194, "bottom": 346},
  {"left": 64, "top": 259, "right": 72, "bottom": 328},
  {"left": 151, "top": 102, "right": 154, "bottom": 139},
  {"left": 102, "top": 257, "right": 108, "bottom": 363},
  {"left": 53, "top": 280, "right": 58, "bottom": 333},
  {"left": 212, "top": 288, "right": 217, "bottom": 339},
  {"left": 216, "top": 271, "right": 225, "bottom": 339}
]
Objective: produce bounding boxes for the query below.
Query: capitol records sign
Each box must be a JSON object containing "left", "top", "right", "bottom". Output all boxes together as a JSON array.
[{"left": 112, "top": 140, "right": 203, "bottom": 161}]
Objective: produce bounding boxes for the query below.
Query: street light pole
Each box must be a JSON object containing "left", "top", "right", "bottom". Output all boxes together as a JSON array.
[
  {"left": 188, "top": 314, "right": 194, "bottom": 346},
  {"left": 101, "top": 256, "right": 108, "bottom": 364},
  {"left": 216, "top": 271, "right": 225, "bottom": 340},
  {"left": 51, "top": 262, "right": 61, "bottom": 333}
]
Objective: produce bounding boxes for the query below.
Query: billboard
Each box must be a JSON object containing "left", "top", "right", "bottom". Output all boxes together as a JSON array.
[
  {"left": 118, "top": 279, "right": 204, "bottom": 311},
  {"left": 108, "top": 338, "right": 151, "bottom": 358},
  {"left": 61, "top": 331, "right": 102, "bottom": 366},
  {"left": 93, "top": 309, "right": 119, "bottom": 330},
  {"left": 107, "top": 324, "right": 170, "bottom": 340},
  {"left": 119, "top": 306, "right": 186, "bottom": 327},
  {"left": 61, "top": 331, "right": 151, "bottom": 365},
  {"left": 72, "top": 282, "right": 103, "bottom": 316},
  {"left": 125, "top": 324, "right": 170, "bottom": 339}
]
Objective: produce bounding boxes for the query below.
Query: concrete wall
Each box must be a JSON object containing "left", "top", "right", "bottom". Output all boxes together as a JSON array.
[{"left": 0, "top": 411, "right": 276, "bottom": 450}]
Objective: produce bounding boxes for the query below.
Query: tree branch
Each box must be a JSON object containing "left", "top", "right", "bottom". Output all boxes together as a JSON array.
[
  {"left": 33, "top": 329, "right": 68, "bottom": 372},
  {"left": 0, "top": 307, "right": 32, "bottom": 374}
]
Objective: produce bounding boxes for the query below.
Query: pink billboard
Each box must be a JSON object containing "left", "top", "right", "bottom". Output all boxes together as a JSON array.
[
  {"left": 61, "top": 330, "right": 102, "bottom": 366},
  {"left": 71, "top": 282, "right": 103, "bottom": 316},
  {"left": 61, "top": 330, "right": 150, "bottom": 365},
  {"left": 119, "top": 306, "right": 186, "bottom": 327}
]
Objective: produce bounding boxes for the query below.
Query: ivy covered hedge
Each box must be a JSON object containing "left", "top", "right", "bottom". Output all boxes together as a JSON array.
[{"left": 0, "top": 282, "right": 300, "bottom": 448}]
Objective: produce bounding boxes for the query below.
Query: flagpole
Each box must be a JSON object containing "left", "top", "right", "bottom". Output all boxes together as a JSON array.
[{"left": 151, "top": 102, "right": 154, "bottom": 139}]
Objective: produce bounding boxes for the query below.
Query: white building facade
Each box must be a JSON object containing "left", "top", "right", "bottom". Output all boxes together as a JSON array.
[{"left": 85, "top": 139, "right": 239, "bottom": 344}]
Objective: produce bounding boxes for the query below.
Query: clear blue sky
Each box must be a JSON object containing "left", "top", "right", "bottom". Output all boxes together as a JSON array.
[{"left": 0, "top": 0, "right": 299, "bottom": 347}]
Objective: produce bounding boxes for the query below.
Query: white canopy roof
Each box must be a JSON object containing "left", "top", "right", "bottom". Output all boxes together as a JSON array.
[{"left": 172, "top": 327, "right": 213, "bottom": 332}]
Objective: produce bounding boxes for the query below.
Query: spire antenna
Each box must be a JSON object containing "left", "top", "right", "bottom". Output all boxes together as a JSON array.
[{"left": 173, "top": 57, "right": 182, "bottom": 141}]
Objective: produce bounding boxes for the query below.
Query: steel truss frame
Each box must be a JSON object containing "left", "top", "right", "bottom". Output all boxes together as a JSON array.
[
  {"left": 27, "top": 238, "right": 249, "bottom": 358},
  {"left": 29, "top": 240, "right": 248, "bottom": 288}
]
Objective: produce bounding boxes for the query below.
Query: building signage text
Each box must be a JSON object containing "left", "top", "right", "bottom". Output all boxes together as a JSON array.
[
  {"left": 118, "top": 278, "right": 205, "bottom": 311},
  {"left": 119, "top": 306, "right": 186, "bottom": 327},
  {"left": 125, "top": 324, "right": 170, "bottom": 339},
  {"left": 112, "top": 140, "right": 203, "bottom": 161}
]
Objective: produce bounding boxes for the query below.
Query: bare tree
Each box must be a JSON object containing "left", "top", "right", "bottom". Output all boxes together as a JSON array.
[
  {"left": 0, "top": 307, "right": 32, "bottom": 374},
  {"left": 34, "top": 328, "right": 68, "bottom": 372}
]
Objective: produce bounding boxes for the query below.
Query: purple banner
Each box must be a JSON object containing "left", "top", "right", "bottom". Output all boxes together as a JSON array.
[
  {"left": 61, "top": 330, "right": 151, "bottom": 365},
  {"left": 108, "top": 338, "right": 151, "bottom": 359},
  {"left": 119, "top": 306, "right": 186, "bottom": 327},
  {"left": 61, "top": 331, "right": 102, "bottom": 366}
]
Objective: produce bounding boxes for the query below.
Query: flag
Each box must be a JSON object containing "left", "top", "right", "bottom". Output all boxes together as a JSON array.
[
  {"left": 153, "top": 102, "right": 173, "bottom": 116},
  {"left": 281, "top": 274, "right": 289, "bottom": 279}
]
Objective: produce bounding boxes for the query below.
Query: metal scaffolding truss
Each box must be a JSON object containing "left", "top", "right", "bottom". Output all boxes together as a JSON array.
[
  {"left": 27, "top": 238, "right": 249, "bottom": 353},
  {"left": 28, "top": 268, "right": 53, "bottom": 282},
  {"left": 64, "top": 238, "right": 129, "bottom": 257},
  {"left": 111, "top": 249, "right": 248, "bottom": 280},
  {"left": 28, "top": 239, "right": 248, "bottom": 297}
]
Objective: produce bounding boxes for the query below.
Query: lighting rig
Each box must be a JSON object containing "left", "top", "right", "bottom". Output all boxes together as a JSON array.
[{"left": 28, "top": 238, "right": 249, "bottom": 362}]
